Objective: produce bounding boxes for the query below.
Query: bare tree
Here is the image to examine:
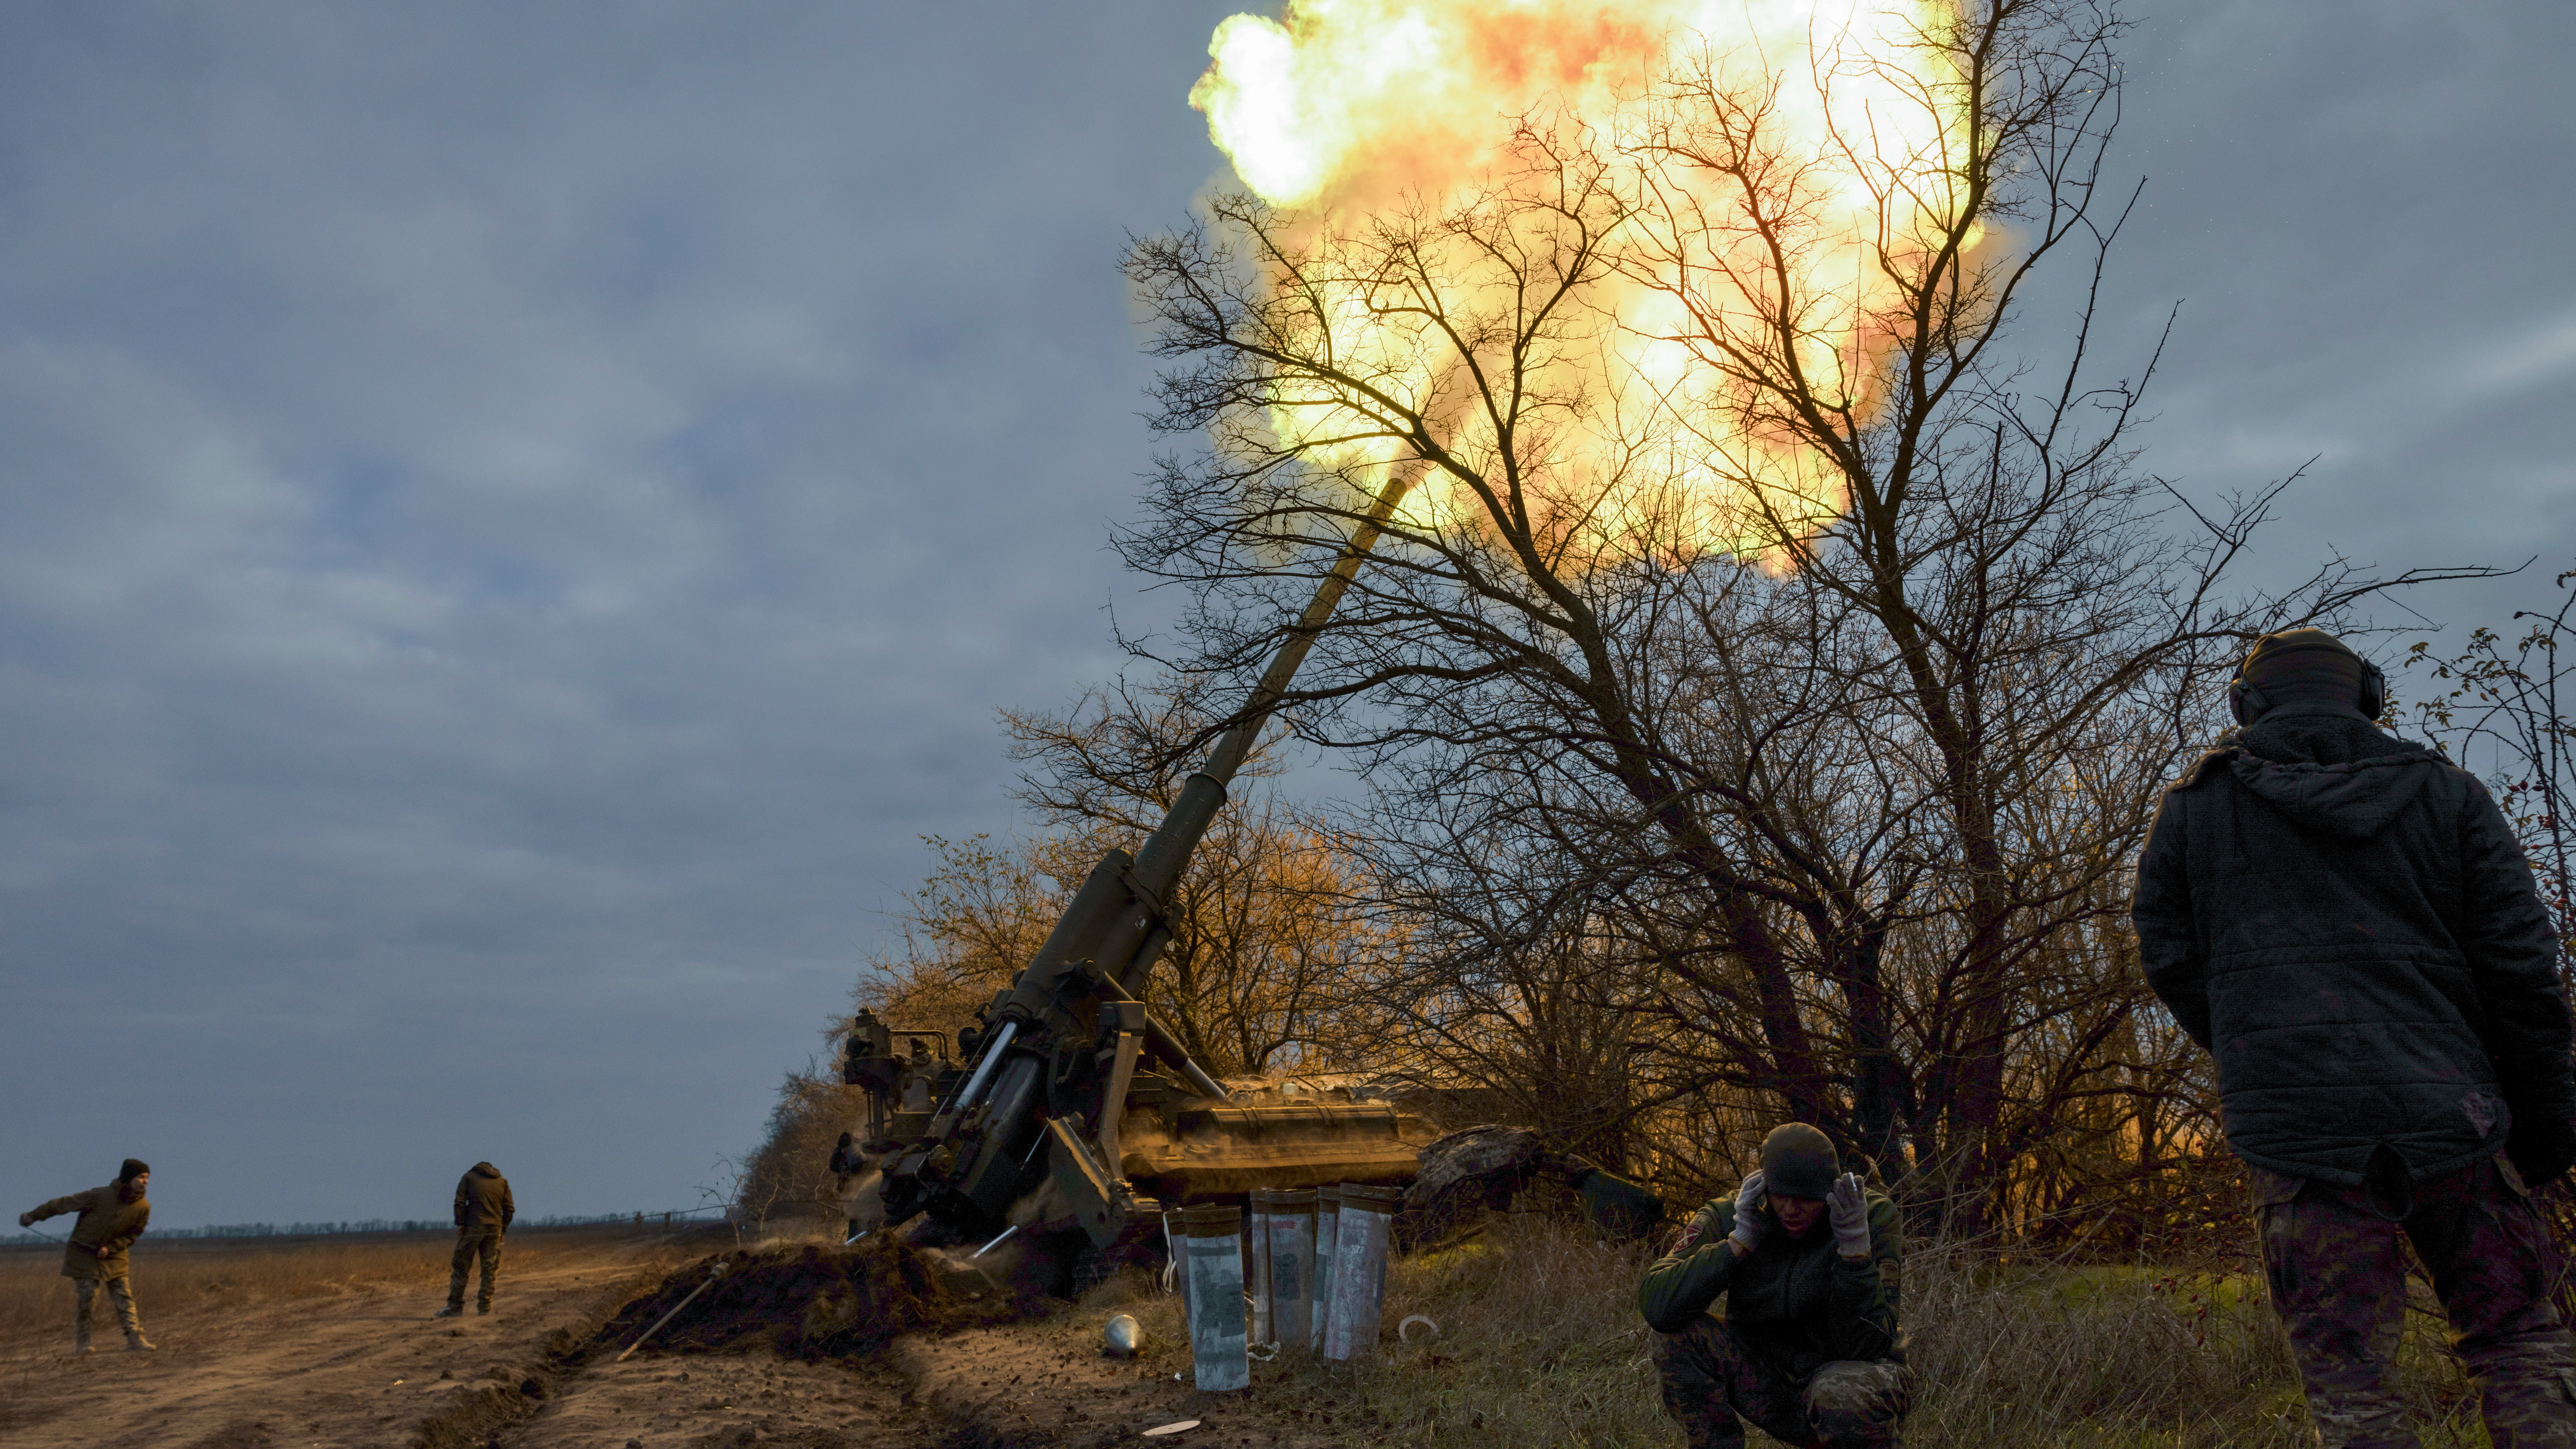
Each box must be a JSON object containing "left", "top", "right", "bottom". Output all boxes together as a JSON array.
[
  {"left": 732, "top": 1069, "right": 866, "bottom": 1230},
  {"left": 2406, "top": 568, "right": 2576, "bottom": 961},
  {"left": 853, "top": 833, "right": 1065, "bottom": 1043},
  {"left": 1120, "top": 0, "right": 2486, "bottom": 1229}
]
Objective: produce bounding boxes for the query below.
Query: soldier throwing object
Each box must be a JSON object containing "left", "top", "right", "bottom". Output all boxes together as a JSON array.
[
  {"left": 19, "top": 1158, "right": 155, "bottom": 1354},
  {"left": 2135, "top": 627, "right": 2576, "bottom": 1449},
  {"left": 438, "top": 1161, "right": 514, "bottom": 1318},
  {"left": 1638, "top": 1123, "right": 1907, "bottom": 1448}
]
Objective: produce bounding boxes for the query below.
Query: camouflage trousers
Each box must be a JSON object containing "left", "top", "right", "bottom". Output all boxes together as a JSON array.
[
  {"left": 448, "top": 1227, "right": 503, "bottom": 1310},
  {"left": 73, "top": 1276, "right": 142, "bottom": 1337},
  {"left": 1653, "top": 1316, "right": 1910, "bottom": 1448},
  {"left": 2257, "top": 1153, "right": 2576, "bottom": 1449}
]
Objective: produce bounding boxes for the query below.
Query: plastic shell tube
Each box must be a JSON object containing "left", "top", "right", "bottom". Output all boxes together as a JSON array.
[
  {"left": 1180, "top": 1203, "right": 1250, "bottom": 1391},
  {"left": 1310, "top": 1186, "right": 1340, "bottom": 1353},
  {"left": 1265, "top": 1188, "right": 1317, "bottom": 1356},
  {"left": 1246, "top": 1191, "right": 1274, "bottom": 1347},
  {"left": 1324, "top": 1183, "right": 1400, "bottom": 1362}
]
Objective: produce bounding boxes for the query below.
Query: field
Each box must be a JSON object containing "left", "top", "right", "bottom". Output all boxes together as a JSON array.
[
  {"left": 0, "top": 1225, "right": 695, "bottom": 1449},
  {"left": 0, "top": 1215, "right": 2508, "bottom": 1449}
]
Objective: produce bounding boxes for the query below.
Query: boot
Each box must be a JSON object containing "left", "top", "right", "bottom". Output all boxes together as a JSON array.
[
  {"left": 72, "top": 1328, "right": 92, "bottom": 1356},
  {"left": 434, "top": 1305, "right": 464, "bottom": 1319},
  {"left": 124, "top": 1331, "right": 155, "bottom": 1352}
]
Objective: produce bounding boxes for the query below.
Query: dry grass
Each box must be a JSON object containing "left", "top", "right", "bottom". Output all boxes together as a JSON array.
[
  {"left": 1, "top": 1218, "right": 2508, "bottom": 1448},
  {"left": 1905, "top": 1248, "right": 2497, "bottom": 1448},
  {"left": 0, "top": 1228, "right": 664, "bottom": 1347},
  {"left": 1086, "top": 1215, "right": 2499, "bottom": 1449}
]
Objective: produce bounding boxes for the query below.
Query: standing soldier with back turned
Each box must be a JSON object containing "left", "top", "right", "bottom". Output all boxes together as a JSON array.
[
  {"left": 18, "top": 1158, "right": 155, "bottom": 1354},
  {"left": 2135, "top": 628, "right": 2576, "bottom": 1449},
  {"left": 438, "top": 1161, "right": 514, "bottom": 1318}
]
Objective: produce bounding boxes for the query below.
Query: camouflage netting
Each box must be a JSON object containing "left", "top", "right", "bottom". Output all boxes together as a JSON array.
[{"left": 587, "top": 1238, "right": 1028, "bottom": 1363}]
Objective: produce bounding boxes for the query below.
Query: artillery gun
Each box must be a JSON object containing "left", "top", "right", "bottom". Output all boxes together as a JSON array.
[
  {"left": 832, "top": 476, "right": 1662, "bottom": 1265},
  {"left": 837, "top": 485, "right": 1438, "bottom": 1260}
]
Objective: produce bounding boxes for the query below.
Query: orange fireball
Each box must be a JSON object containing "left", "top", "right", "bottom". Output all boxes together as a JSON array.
[{"left": 1189, "top": 0, "right": 1976, "bottom": 560}]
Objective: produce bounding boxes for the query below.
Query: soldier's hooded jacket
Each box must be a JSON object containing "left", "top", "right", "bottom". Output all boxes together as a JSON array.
[
  {"left": 2133, "top": 706, "right": 2576, "bottom": 1187},
  {"left": 1636, "top": 1188, "right": 1902, "bottom": 1380},
  {"left": 29, "top": 1181, "right": 151, "bottom": 1281},
  {"left": 454, "top": 1163, "right": 514, "bottom": 1231}
]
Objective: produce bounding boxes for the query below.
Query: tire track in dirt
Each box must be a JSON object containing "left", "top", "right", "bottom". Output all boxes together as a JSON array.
[{"left": 0, "top": 1258, "right": 648, "bottom": 1449}]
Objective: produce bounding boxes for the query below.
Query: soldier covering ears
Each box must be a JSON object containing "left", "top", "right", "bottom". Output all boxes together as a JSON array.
[{"left": 1638, "top": 1123, "right": 1909, "bottom": 1448}]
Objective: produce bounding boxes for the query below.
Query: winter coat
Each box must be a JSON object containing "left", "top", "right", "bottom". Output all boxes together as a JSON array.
[
  {"left": 454, "top": 1163, "right": 514, "bottom": 1231},
  {"left": 2132, "top": 708, "right": 2576, "bottom": 1187},
  {"left": 1636, "top": 1190, "right": 1902, "bottom": 1379},
  {"left": 29, "top": 1182, "right": 151, "bottom": 1281}
]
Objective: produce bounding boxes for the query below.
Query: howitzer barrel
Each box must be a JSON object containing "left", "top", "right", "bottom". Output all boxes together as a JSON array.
[{"left": 875, "top": 468, "right": 1420, "bottom": 1234}]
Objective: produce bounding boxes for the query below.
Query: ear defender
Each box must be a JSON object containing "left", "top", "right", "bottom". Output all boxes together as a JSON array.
[
  {"left": 2357, "top": 658, "right": 2387, "bottom": 720},
  {"left": 2228, "top": 672, "right": 2269, "bottom": 726}
]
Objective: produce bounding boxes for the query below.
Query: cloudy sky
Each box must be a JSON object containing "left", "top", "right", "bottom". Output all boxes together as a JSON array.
[{"left": 2, "top": 1, "right": 2568, "bottom": 1228}]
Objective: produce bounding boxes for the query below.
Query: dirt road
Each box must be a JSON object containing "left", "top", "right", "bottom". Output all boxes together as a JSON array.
[
  {"left": 0, "top": 1251, "right": 634, "bottom": 1449},
  {"left": 0, "top": 1237, "right": 1350, "bottom": 1449}
]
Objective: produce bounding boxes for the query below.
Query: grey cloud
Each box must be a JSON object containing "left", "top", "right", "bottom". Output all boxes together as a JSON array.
[
  {"left": 0, "top": 0, "right": 2564, "bottom": 1223},
  {"left": 2092, "top": 0, "right": 2576, "bottom": 587}
]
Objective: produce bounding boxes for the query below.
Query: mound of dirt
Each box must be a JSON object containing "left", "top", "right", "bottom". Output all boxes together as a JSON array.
[{"left": 586, "top": 1238, "right": 1030, "bottom": 1365}]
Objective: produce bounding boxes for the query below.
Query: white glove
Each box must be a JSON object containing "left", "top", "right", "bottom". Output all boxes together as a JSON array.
[
  {"left": 1827, "top": 1172, "right": 1871, "bottom": 1257},
  {"left": 1727, "top": 1170, "right": 1767, "bottom": 1253}
]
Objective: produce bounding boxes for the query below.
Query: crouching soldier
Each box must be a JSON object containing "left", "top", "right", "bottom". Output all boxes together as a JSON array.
[
  {"left": 1639, "top": 1124, "right": 1906, "bottom": 1449},
  {"left": 438, "top": 1161, "right": 514, "bottom": 1318},
  {"left": 18, "top": 1158, "right": 155, "bottom": 1354}
]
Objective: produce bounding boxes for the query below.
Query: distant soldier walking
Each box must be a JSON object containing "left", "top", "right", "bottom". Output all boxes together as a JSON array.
[
  {"left": 439, "top": 1161, "right": 514, "bottom": 1318},
  {"left": 1638, "top": 1123, "right": 1908, "bottom": 1448},
  {"left": 18, "top": 1158, "right": 156, "bottom": 1354},
  {"left": 2136, "top": 628, "right": 2576, "bottom": 1449}
]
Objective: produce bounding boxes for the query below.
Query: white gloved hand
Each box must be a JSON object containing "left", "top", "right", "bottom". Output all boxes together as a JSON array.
[
  {"left": 1827, "top": 1172, "right": 1872, "bottom": 1258},
  {"left": 1727, "top": 1170, "right": 1768, "bottom": 1253}
]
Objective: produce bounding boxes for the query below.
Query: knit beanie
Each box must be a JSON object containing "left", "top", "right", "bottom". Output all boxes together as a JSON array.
[
  {"left": 2234, "top": 628, "right": 2372, "bottom": 723},
  {"left": 1758, "top": 1123, "right": 1839, "bottom": 1200},
  {"left": 117, "top": 1158, "right": 149, "bottom": 1182}
]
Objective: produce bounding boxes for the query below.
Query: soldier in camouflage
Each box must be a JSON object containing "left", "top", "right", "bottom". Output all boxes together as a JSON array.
[
  {"left": 2136, "top": 629, "right": 2576, "bottom": 1449},
  {"left": 438, "top": 1161, "right": 514, "bottom": 1317},
  {"left": 19, "top": 1158, "right": 155, "bottom": 1354},
  {"left": 1638, "top": 1123, "right": 1908, "bottom": 1448}
]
